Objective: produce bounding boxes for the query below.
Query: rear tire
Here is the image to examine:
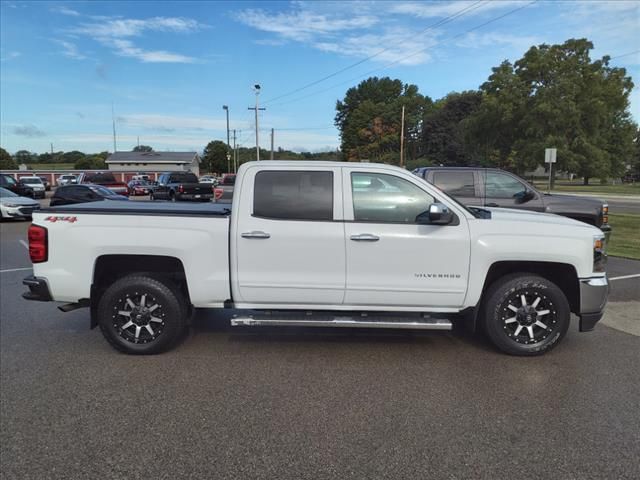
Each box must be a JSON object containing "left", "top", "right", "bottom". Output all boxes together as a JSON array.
[
  {"left": 482, "top": 273, "right": 570, "bottom": 356},
  {"left": 97, "top": 274, "right": 187, "bottom": 354}
]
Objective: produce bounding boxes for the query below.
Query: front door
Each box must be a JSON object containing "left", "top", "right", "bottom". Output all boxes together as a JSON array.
[
  {"left": 233, "top": 166, "right": 345, "bottom": 305},
  {"left": 482, "top": 171, "right": 545, "bottom": 212},
  {"left": 343, "top": 169, "right": 470, "bottom": 308}
]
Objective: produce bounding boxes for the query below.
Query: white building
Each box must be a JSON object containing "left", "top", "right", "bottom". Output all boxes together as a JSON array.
[{"left": 106, "top": 151, "right": 201, "bottom": 176}]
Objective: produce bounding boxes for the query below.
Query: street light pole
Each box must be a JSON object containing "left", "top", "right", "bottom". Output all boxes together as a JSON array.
[
  {"left": 248, "top": 84, "right": 265, "bottom": 161},
  {"left": 223, "top": 105, "right": 230, "bottom": 172}
]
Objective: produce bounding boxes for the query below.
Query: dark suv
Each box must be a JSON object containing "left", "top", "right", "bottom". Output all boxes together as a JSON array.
[
  {"left": 412, "top": 167, "right": 611, "bottom": 238},
  {"left": 0, "top": 174, "right": 34, "bottom": 198}
]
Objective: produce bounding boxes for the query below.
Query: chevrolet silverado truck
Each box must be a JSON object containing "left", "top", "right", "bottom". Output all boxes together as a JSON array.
[
  {"left": 150, "top": 172, "right": 214, "bottom": 202},
  {"left": 412, "top": 167, "right": 611, "bottom": 241},
  {"left": 23, "top": 161, "right": 609, "bottom": 356}
]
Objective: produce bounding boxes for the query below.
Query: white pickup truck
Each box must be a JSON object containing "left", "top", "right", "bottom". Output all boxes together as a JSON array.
[{"left": 23, "top": 161, "right": 609, "bottom": 356}]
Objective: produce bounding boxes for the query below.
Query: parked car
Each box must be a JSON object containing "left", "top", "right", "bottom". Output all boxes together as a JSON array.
[
  {"left": 213, "top": 173, "right": 235, "bottom": 203},
  {"left": 0, "top": 187, "right": 40, "bottom": 220},
  {"left": 24, "top": 161, "right": 608, "bottom": 356},
  {"left": 50, "top": 184, "right": 129, "bottom": 207},
  {"left": 77, "top": 172, "right": 129, "bottom": 196},
  {"left": 38, "top": 176, "right": 52, "bottom": 191},
  {"left": 199, "top": 175, "right": 219, "bottom": 186},
  {"left": 1, "top": 173, "right": 35, "bottom": 198},
  {"left": 18, "top": 177, "right": 46, "bottom": 199},
  {"left": 131, "top": 174, "right": 151, "bottom": 182},
  {"left": 150, "top": 172, "right": 213, "bottom": 201},
  {"left": 56, "top": 175, "right": 77, "bottom": 187},
  {"left": 412, "top": 167, "right": 611, "bottom": 240},
  {"left": 127, "top": 180, "right": 152, "bottom": 196}
]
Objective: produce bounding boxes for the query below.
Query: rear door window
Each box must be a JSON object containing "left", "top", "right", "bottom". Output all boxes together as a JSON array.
[
  {"left": 253, "top": 171, "right": 333, "bottom": 221},
  {"left": 432, "top": 171, "right": 475, "bottom": 197}
]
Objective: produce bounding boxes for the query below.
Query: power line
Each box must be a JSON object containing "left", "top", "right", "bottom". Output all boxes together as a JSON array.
[
  {"left": 261, "top": 0, "right": 488, "bottom": 106},
  {"left": 270, "top": 0, "right": 539, "bottom": 109},
  {"left": 609, "top": 50, "right": 640, "bottom": 60}
]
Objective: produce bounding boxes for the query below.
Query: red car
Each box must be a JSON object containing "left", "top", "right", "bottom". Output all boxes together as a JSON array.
[{"left": 127, "top": 180, "right": 152, "bottom": 196}]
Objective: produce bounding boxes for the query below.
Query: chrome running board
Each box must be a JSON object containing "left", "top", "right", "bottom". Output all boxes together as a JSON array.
[{"left": 231, "top": 315, "right": 452, "bottom": 330}]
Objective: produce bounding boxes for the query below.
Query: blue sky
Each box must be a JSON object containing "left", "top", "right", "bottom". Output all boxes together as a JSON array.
[{"left": 1, "top": 0, "right": 638, "bottom": 154}]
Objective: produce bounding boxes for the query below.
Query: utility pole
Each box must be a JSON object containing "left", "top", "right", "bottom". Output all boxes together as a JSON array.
[
  {"left": 232, "top": 129, "right": 237, "bottom": 173},
  {"left": 50, "top": 143, "right": 54, "bottom": 154},
  {"left": 399, "top": 105, "right": 405, "bottom": 168},
  {"left": 270, "top": 128, "right": 274, "bottom": 160},
  {"left": 248, "top": 84, "right": 265, "bottom": 161},
  {"left": 137, "top": 136, "right": 140, "bottom": 148},
  {"left": 111, "top": 103, "right": 117, "bottom": 153},
  {"left": 223, "top": 105, "right": 230, "bottom": 172}
]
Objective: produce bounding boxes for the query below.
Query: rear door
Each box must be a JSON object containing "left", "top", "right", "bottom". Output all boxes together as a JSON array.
[
  {"left": 428, "top": 170, "right": 483, "bottom": 207},
  {"left": 232, "top": 166, "right": 345, "bottom": 305}
]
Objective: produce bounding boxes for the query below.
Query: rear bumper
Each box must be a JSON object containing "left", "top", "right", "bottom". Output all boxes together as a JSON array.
[
  {"left": 578, "top": 276, "right": 609, "bottom": 332},
  {"left": 178, "top": 193, "right": 213, "bottom": 201},
  {"left": 22, "top": 275, "right": 53, "bottom": 302}
]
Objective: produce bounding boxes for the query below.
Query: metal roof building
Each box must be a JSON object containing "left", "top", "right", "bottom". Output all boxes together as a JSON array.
[{"left": 106, "top": 151, "right": 201, "bottom": 175}]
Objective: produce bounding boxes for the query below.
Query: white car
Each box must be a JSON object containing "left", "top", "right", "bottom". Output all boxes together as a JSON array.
[
  {"left": 199, "top": 175, "right": 219, "bottom": 185},
  {"left": 18, "top": 176, "right": 46, "bottom": 199},
  {"left": 0, "top": 187, "right": 41, "bottom": 220},
  {"left": 23, "top": 161, "right": 608, "bottom": 356},
  {"left": 56, "top": 175, "right": 77, "bottom": 187}
]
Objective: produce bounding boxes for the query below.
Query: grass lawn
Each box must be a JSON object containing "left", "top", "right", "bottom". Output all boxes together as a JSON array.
[
  {"left": 532, "top": 182, "right": 640, "bottom": 196},
  {"left": 608, "top": 213, "right": 640, "bottom": 260},
  {"left": 27, "top": 163, "right": 75, "bottom": 170}
]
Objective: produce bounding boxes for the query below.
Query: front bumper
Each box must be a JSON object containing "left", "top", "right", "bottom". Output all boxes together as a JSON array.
[
  {"left": 22, "top": 275, "right": 53, "bottom": 302},
  {"left": 600, "top": 224, "right": 612, "bottom": 245},
  {"left": 578, "top": 276, "right": 609, "bottom": 332},
  {"left": 2, "top": 204, "right": 40, "bottom": 217}
]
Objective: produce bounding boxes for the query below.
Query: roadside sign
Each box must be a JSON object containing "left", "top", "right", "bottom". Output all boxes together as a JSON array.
[{"left": 545, "top": 148, "right": 557, "bottom": 164}]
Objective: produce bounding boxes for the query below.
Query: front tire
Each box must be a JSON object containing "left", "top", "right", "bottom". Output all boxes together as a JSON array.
[
  {"left": 97, "top": 275, "right": 187, "bottom": 354},
  {"left": 482, "top": 274, "right": 570, "bottom": 356}
]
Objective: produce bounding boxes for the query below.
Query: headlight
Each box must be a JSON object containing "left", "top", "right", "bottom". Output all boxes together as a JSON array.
[
  {"left": 593, "top": 235, "right": 607, "bottom": 272},
  {"left": 3, "top": 203, "right": 20, "bottom": 208},
  {"left": 602, "top": 204, "right": 609, "bottom": 224}
]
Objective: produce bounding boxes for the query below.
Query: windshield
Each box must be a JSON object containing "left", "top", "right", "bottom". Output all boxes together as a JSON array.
[{"left": 0, "top": 187, "right": 18, "bottom": 198}]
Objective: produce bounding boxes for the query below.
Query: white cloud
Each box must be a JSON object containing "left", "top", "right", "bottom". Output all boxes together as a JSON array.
[
  {"left": 53, "top": 39, "right": 86, "bottom": 60},
  {"left": 62, "top": 16, "right": 207, "bottom": 64},
  {"left": 50, "top": 5, "right": 81, "bottom": 17},
  {"left": 0, "top": 51, "right": 21, "bottom": 62},
  {"left": 389, "top": 1, "right": 526, "bottom": 18},
  {"left": 455, "top": 32, "right": 541, "bottom": 51},
  {"left": 235, "top": 8, "right": 378, "bottom": 42}
]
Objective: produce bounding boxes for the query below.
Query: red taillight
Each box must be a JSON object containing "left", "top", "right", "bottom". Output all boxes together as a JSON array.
[
  {"left": 214, "top": 188, "right": 223, "bottom": 200},
  {"left": 178, "top": 185, "right": 184, "bottom": 193},
  {"left": 28, "top": 225, "right": 48, "bottom": 263}
]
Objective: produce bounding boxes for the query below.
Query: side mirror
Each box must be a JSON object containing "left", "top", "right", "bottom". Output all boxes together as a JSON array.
[
  {"left": 416, "top": 203, "right": 453, "bottom": 225},
  {"left": 514, "top": 189, "right": 535, "bottom": 204}
]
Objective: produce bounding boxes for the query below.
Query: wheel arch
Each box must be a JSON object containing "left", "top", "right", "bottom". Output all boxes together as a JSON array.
[
  {"left": 90, "top": 254, "right": 191, "bottom": 328},
  {"left": 466, "top": 260, "right": 580, "bottom": 332}
]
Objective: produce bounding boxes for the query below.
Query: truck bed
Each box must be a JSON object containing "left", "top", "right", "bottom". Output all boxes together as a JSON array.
[{"left": 44, "top": 201, "right": 231, "bottom": 216}]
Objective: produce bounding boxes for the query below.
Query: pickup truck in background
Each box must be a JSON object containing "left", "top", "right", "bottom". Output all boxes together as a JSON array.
[
  {"left": 23, "top": 161, "right": 609, "bottom": 357},
  {"left": 412, "top": 167, "right": 611, "bottom": 240},
  {"left": 150, "top": 172, "right": 214, "bottom": 202},
  {"left": 77, "top": 172, "right": 129, "bottom": 196},
  {"left": 213, "top": 173, "right": 235, "bottom": 203}
]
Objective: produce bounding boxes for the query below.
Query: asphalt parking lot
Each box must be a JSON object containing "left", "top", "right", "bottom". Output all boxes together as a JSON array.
[{"left": 1, "top": 213, "right": 639, "bottom": 479}]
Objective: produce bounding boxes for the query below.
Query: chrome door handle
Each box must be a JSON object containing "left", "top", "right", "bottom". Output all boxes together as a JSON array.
[
  {"left": 241, "top": 231, "right": 271, "bottom": 239},
  {"left": 350, "top": 233, "right": 380, "bottom": 242}
]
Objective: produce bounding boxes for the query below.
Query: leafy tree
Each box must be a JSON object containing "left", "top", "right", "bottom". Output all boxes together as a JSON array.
[
  {"left": 335, "top": 77, "right": 430, "bottom": 163},
  {"left": 464, "top": 38, "right": 636, "bottom": 184},
  {"left": 422, "top": 91, "right": 482, "bottom": 166},
  {"left": 0, "top": 147, "right": 18, "bottom": 169},
  {"left": 133, "top": 145, "right": 153, "bottom": 152},
  {"left": 74, "top": 155, "right": 106, "bottom": 170},
  {"left": 61, "top": 150, "right": 86, "bottom": 164},
  {"left": 14, "top": 150, "right": 36, "bottom": 164},
  {"left": 202, "top": 140, "right": 229, "bottom": 174}
]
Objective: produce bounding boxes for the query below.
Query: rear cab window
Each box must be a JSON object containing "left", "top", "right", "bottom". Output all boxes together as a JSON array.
[{"left": 253, "top": 170, "right": 333, "bottom": 221}]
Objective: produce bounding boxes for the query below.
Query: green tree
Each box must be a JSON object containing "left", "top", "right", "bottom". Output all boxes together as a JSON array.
[
  {"left": 423, "top": 91, "right": 482, "bottom": 166},
  {"left": 202, "top": 140, "right": 229, "bottom": 174},
  {"left": 74, "top": 155, "right": 106, "bottom": 170},
  {"left": 465, "top": 38, "right": 636, "bottom": 184},
  {"left": 335, "top": 77, "right": 430, "bottom": 163},
  {"left": 14, "top": 150, "right": 36, "bottom": 165},
  {"left": 0, "top": 147, "right": 18, "bottom": 169},
  {"left": 133, "top": 145, "right": 153, "bottom": 152}
]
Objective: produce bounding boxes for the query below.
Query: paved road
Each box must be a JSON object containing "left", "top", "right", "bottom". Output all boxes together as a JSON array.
[{"left": 1, "top": 219, "right": 639, "bottom": 479}]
